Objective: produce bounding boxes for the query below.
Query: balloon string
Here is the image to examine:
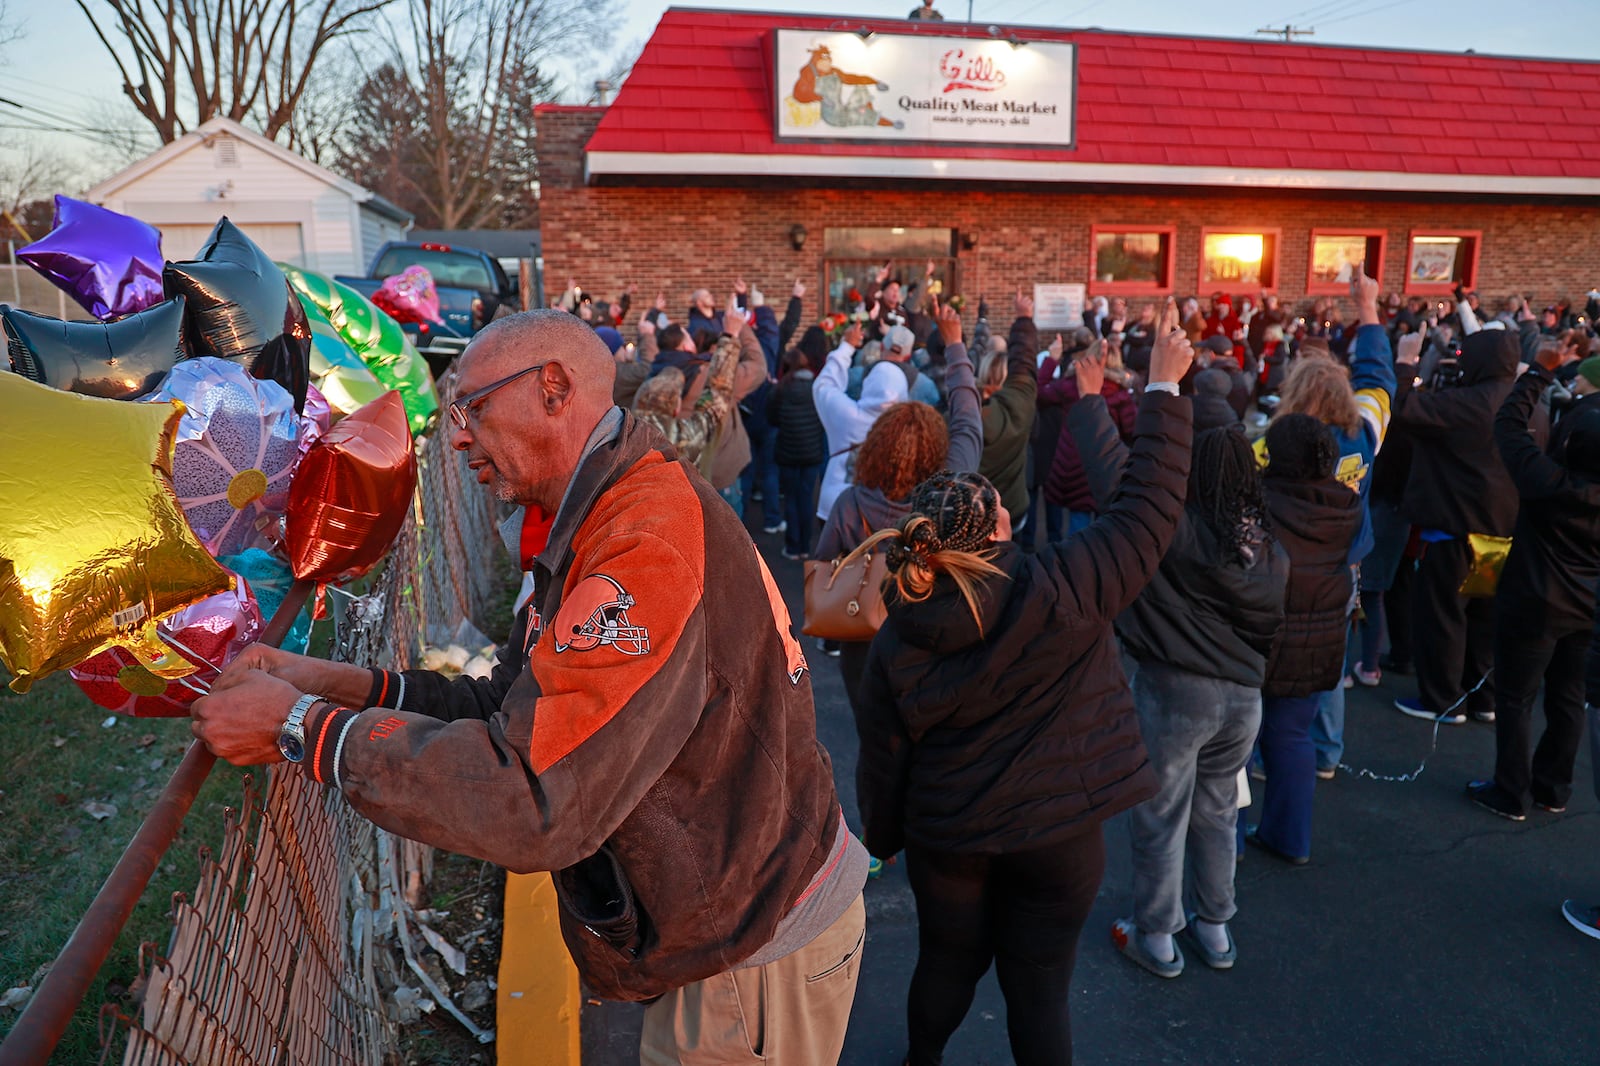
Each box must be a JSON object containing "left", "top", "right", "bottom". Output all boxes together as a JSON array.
[{"left": 154, "top": 631, "right": 225, "bottom": 692}]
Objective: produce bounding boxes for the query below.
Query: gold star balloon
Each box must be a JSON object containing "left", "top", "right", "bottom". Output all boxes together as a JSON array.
[{"left": 0, "top": 373, "right": 233, "bottom": 692}]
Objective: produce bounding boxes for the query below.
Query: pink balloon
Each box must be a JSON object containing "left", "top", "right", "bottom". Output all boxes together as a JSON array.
[
  {"left": 372, "top": 265, "right": 444, "bottom": 326},
  {"left": 70, "top": 574, "right": 263, "bottom": 717}
]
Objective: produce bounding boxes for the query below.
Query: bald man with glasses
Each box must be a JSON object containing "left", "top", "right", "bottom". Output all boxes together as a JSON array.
[{"left": 192, "top": 309, "right": 868, "bottom": 1065}]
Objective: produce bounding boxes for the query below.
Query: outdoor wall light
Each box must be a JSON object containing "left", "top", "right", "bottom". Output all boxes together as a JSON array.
[
  {"left": 789, "top": 224, "right": 809, "bottom": 251},
  {"left": 961, "top": 231, "right": 980, "bottom": 251},
  {"left": 856, "top": 28, "right": 876, "bottom": 42}
]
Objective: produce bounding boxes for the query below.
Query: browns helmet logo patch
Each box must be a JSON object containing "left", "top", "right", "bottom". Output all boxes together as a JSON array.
[{"left": 553, "top": 574, "right": 651, "bottom": 655}]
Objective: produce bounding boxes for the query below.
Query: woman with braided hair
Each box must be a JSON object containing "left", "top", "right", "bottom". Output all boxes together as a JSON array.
[
  {"left": 852, "top": 308, "right": 1197, "bottom": 1066},
  {"left": 815, "top": 304, "right": 984, "bottom": 700},
  {"left": 1069, "top": 345, "right": 1288, "bottom": 981}
]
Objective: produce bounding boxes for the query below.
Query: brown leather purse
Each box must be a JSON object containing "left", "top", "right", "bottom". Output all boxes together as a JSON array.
[{"left": 802, "top": 528, "right": 889, "bottom": 641}]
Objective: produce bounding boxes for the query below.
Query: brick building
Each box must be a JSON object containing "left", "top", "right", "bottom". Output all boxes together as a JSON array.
[{"left": 536, "top": 8, "right": 1600, "bottom": 328}]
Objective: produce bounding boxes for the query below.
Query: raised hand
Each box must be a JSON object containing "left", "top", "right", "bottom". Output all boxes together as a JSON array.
[
  {"left": 936, "top": 302, "right": 963, "bottom": 345},
  {"left": 722, "top": 308, "right": 746, "bottom": 336},
  {"left": 1149, "top": 298, "right": 1194, "bottom": 384},
  {"left": 793, "top": 277, "right": 806, "bottom": 299},
  {"left": 1074, "top": 340, "right": 1106, "bottom": 397},
  {"left": 1014, "top": 287, "right": 1034, "bottom": 320},
  {"left": 843, "top": 322, "right": 865, "bottom": 349}
]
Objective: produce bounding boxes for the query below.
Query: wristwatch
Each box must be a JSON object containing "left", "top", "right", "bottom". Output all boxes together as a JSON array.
[{"left": 278, "top": 693, "right": 323, "bottom": 763}]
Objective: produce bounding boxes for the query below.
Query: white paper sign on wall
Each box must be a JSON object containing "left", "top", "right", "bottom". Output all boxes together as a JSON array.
[{"left": 1034, "top": 284, "right": 1086, "bottom": 330}]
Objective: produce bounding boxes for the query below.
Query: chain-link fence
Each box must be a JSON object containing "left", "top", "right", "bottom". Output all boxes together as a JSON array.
[{"left": 98, "top": 367, "right": 512, "bottom": 1064}]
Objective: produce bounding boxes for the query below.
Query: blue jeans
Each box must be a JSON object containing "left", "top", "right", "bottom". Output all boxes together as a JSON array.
[
  {"left": 1312, "top": 683, "right": 1344, "bottom": 771},
  {"left": 1254, "top": 694, "right": 1322, "bottom": 860},
  {"left": 741, "top": 421, "right": 782, "bottom": 528},
  {"left": 719, "top": 481, "right": 743, "bottom": 520},
  {"left": 1023, "top": 492, "right": 1067, "bottom": 546},
  {"left": 1311, "top": 624, "right": 1354, "bottom": 768},
  {"left": 1128, "top": 660, "right": 1261, "bottom": 934},
  {"left": 778, "top": 463, "right": 824, "bottom": 556}
]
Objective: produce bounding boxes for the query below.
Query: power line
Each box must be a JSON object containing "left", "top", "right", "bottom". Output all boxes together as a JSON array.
[
  {"left": 1317, "top": 0, "right": 1422, "bottom": 28},
  {"left": 0, "top": 77, "right": 131, "bottom": 135},
  {"left": 1278, "top": 0, "right": 1371, "bottom": 22}
]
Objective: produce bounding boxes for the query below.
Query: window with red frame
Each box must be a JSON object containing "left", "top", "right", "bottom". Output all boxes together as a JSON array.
[
  {"left": 1200, "top": 230, "right": 1279, "bottom": 290},
  {"left": 1308, "top": 231, "right": 1385, "bottom": 294},
  {"left": 1405, "top": 232, "right": 1479, "bottom": 294},
  {"left": 1090, "top": 227, "right": 1174, "bottom": 293}
]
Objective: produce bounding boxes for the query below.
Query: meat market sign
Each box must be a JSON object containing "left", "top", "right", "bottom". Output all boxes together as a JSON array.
[{"left": 773, "top": 30, "right": 1076, "bottom": 148}]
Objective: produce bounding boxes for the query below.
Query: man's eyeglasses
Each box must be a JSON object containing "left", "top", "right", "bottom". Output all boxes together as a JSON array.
[{"left": 449, "top": 363, "right": 547, "bottom": 430}]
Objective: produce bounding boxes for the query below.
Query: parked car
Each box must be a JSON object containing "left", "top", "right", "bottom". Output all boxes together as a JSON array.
[{"left": 337, "top": 241, "right": 519, "bottom": 376}]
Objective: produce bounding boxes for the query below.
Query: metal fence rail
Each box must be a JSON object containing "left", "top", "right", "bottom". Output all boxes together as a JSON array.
[{"left": 0, "top": 364, "right": 510, "bottom": 1065}]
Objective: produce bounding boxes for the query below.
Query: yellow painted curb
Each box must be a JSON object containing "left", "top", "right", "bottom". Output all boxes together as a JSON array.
[{"left": 498, "top": 871, "right": 581, "bottom": 1065}]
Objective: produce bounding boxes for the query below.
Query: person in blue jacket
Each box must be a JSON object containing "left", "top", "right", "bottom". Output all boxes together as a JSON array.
[{"left": 1264, "top": 267, "right": 1396, "bottom": 777}]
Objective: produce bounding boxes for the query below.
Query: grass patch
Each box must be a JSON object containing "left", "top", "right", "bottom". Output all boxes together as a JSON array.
[{"left": 0, "top": 673, "right": 251, "bottom": 1060}]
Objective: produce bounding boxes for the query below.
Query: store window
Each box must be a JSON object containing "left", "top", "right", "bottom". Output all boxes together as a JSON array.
[
  {"left": 823, "top": 227, "right": 957, "bottom": 316},
  {"left": 1308, "top": 231, "right": 1385, "bottom": 294},
  {"left": 1199, "top": 229, "right": 1279, "bottom": 290},
  {"left": 1404, "top": 231, "right": 1479, "bottom": 294},
  {"left": 1090, "top": 226, "right": 1175, "bottom": 293}
]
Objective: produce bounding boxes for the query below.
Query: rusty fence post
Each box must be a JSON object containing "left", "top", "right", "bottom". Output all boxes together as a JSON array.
[{"left": 0, "top": 581, "right": 314, "bottom": 1066}]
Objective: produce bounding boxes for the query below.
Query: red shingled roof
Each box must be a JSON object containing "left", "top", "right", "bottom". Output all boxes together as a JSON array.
[{"left": 581, "top": 7, "right": 1600, "bottom": 190}]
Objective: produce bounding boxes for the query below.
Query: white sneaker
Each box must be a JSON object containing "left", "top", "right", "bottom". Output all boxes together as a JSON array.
[{"left": 763, "top": 520, "right": 787, "bottom": 534}]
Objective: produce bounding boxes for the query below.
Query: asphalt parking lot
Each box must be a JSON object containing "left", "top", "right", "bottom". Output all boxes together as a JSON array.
[{"left": 588, "top": 536, "right": 1600, "bottom": 1065}]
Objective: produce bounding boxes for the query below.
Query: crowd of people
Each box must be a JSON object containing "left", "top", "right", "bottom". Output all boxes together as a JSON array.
[
  {"left": 194, "top": 257, "right": 1600, "bottom": 1066},
  {"left": 547, "top": 264, "right": 1600, "bottom": 1062}
]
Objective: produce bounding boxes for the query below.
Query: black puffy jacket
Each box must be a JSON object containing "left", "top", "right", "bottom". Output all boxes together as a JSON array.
[
  {"left": 853, "top": 392, "right": 1192, "bottom": 858},
  {"left": 1072, "top": 397, "right": 1288, "bottom": 689},
  {"left": 765, "top": 369, "right": 828, "bottom": 467},
  {"left": 1395, "top": 330, "right": 1519, "bottom": 536},
  {"left": 1495, "top": 364, "right": 1600, "bottom": 637},
  {"left": 1261, "top": 474, "right": 1363, "bottom": 698}
]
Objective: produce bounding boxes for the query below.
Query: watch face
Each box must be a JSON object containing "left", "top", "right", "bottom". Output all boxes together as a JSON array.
[{"left": 278, "top": 732, "right": 305, "bottom": 763}]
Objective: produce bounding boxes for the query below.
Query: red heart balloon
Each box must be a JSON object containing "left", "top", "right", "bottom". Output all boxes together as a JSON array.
[{"left": 284, "top": 390, "right": 417, "bottom": 583}]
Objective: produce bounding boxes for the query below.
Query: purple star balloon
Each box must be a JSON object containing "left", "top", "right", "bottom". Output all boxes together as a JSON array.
[{"left": 17, "top": 195, "right": 165, "bottom": 321}]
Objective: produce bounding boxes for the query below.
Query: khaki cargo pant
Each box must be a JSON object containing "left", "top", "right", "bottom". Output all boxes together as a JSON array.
[{"left": 639, "top": 893, "right": 866, "bottom": 1065}]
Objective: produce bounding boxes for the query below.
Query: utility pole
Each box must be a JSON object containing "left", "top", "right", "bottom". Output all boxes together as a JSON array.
[{"left": 1255, "top": 25, "right": 1315, "bottom": 42}]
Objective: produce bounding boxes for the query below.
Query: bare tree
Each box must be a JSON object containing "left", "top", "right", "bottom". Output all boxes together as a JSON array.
[
  {"left": 73, "top": 0, "right": 395, "bottom": 143},
  {"left": 0, "top": 2, "right": 23, "bottom": 50},
  {"left": 0, "top": 142, "right": 74, "bottom": 217},
  {"left": 334, "top": 0, "right": 613, "bottom": 230},
  {"left": 0, "top": 141, "right": 75, "bottom": 253},
  {"left": 283, "top": 44, "right": 361, "bottom": 165}
]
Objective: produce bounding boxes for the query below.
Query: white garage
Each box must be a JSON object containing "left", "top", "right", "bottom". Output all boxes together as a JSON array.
[{"left": 85, "top": 116, "right": 411, "bottom": 276}]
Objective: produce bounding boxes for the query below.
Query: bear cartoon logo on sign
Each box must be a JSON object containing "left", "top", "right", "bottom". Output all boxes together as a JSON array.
[{"left": 553, "top": 574, "right": 651, "bottom": 655}]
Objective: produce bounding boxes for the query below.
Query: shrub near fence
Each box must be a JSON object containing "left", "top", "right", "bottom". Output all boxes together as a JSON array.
[{"left": 95, "top": 367, "right": 511, "bottom": 1064}]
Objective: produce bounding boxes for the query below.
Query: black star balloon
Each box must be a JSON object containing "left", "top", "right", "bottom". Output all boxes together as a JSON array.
[
  {"left": 163, "top": 218, "right": 312, "bottom": 412},
  {"left": 3, "top": 297, "right": 187, "bottom": 400}
]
